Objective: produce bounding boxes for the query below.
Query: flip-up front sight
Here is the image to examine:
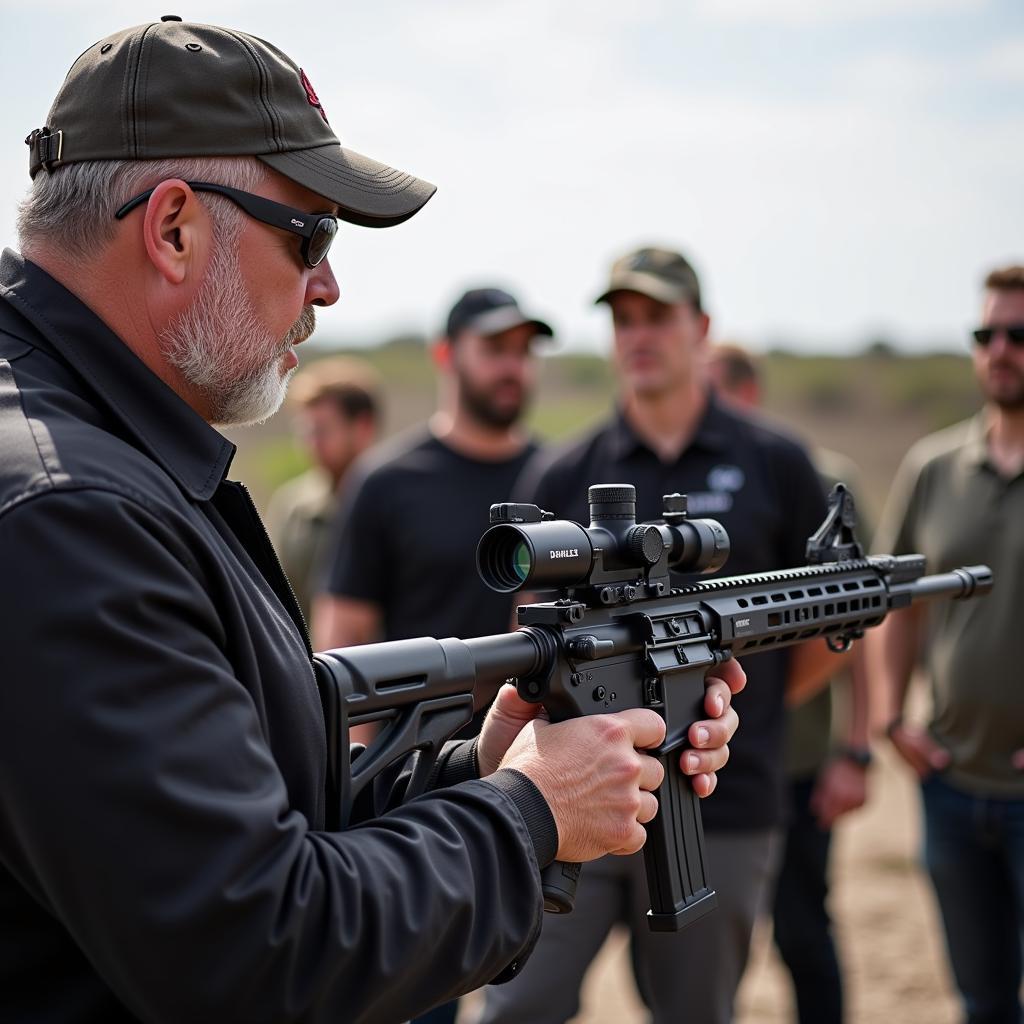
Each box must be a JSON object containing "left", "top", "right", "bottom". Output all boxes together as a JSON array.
[{"left": 476, "top": 484, "right": 730, "bottom": 600}]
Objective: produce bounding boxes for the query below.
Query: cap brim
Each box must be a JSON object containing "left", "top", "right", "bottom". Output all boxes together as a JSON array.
[
  {"left": 259, "top": 143, "right": 436, "bottom": 228},
  {"left": 466, "top": 305, "right": 554, "bottom": 340},
  {"left": 594, "top": 271, "right": 692, "bottom": 306}
]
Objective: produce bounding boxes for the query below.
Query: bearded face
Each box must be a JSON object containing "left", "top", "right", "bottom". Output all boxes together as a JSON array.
[
  {"left": 974, "top": 289, "right": 1024, "bottom": 412},
  {"left": 159, "top": 232, "right": 315, "bottom": 426},
  {"left": 450, "top": 323, "right": 537, "bottom": 431}
]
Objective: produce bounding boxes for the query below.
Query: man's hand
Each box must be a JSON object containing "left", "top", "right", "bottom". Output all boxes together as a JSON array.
[
  {"left": 497, "top": 708, "right": 666, "bottom": 862},
  {"left": 683, "top": 657, "right": 744, "bottom": 797},
  {"left": 477, "top": 658, "right": 745, "bottom": 785},
  {"left": 476, "top": 658, "right": 745, "bottom": 861},
  {"left": 888, "top": 720, "right": 951, "bottom": 779},
  {"left": 809, "top": 757, "right": 868, "bottom": 829}
]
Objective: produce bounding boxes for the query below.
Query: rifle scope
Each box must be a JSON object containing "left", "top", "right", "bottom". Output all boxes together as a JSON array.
[{"left": 477, "top": 484, "right": 730, "bottom": 594}]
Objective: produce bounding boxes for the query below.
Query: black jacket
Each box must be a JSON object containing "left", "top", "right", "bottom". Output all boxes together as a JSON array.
[{"left": 0, "top": 250, "right": 554, "bottom": 1023}]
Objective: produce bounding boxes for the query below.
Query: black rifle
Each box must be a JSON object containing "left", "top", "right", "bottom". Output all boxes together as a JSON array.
[{"left": 314, "top": 483, "right": 991, "bottom": 933}]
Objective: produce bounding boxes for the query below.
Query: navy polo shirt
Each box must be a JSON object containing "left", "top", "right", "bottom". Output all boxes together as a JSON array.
[{"left": 514, "top": 395, "right": 827, "bottom": 829}]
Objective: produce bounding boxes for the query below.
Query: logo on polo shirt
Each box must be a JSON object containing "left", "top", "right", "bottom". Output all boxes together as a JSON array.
[
  {"left": 682, "top": 465, "right": 745, "bottom": 516},
  {"left": 708, "top": 464, "right": 745, "bottom": 493}
]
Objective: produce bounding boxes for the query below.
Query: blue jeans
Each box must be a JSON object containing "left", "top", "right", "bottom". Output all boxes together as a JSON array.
[
  {"left": 772, "top": 775, "right": 843, "bottom": 1024},
  {"left": 412, "top": 1002, "right": 457, "bottom": 1024},
  {"left": 921, "top": 774, "right": 1024, "bottom": 1024}
]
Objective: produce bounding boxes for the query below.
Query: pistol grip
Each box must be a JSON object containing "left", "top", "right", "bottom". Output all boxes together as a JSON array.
[
  {"left": 642, "top": 739, "right": 717, "bottom": 931},
  {"left": 540, "top": 860, "right": 581, "bottom": 914}
]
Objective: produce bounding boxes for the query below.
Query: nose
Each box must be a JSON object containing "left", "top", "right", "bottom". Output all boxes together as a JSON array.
[
  {"left": 617, "top": 321, "right": 652, "bottom": 348},
  {"left": 306, "top": 257, "right": 340, "bottom": 307}
]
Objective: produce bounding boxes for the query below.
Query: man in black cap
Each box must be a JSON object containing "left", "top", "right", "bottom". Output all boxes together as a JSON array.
[
  {"left": 0, "top": 21, "right": 743, "bottom": 1024},
  {"left": 314, "top": 287, "right": 549, "bottom": 662},
  {"left": 482, "top": 246, "right": 830, "bottom": 1024}
]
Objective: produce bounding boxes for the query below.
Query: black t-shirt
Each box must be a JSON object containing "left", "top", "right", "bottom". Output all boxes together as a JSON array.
[
  {"left": 326, "top": 428, "right": 539, "bottom": 643},
  {"left": 513, "top": 395, "right": 826, "bottom": 831}
]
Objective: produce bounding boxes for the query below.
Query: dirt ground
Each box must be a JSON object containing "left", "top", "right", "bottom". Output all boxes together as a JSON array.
[{"left": 458, "top": 740, "right": 963, "bottom": 1024}]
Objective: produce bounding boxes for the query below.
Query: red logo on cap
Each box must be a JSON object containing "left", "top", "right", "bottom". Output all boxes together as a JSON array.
[{"left": 299, "top": 69, "right": 329, "bottom": 124}]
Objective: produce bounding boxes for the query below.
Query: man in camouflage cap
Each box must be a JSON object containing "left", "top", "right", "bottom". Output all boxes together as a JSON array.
[{"left": 482, "top": 245, "right": 830, "bottom": 1024}]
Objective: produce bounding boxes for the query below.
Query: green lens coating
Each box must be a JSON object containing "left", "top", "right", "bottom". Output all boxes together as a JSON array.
[{"left": 512, "top": 542, "right": 532, "bottom": 582}]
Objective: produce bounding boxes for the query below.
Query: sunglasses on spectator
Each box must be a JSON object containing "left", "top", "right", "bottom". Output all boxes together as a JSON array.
[
  {"left": 115, "top": 181, "right": 339, "bottom": 269},
  {"left": 972, "top": 325, "right": 1024, "bottom": 348}
]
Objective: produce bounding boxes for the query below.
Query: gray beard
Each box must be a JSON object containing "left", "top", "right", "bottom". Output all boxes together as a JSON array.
[{"left": 159, "top": 243, "right": 315, "bottom": 426}]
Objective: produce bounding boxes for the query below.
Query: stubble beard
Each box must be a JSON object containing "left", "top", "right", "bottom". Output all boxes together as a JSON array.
[
  {"left": 980, "top": 361, "right": 1024, "bottom": 412},
  {"left": 459, "top": 375, "right": 527, "bottom": 431},
  {"left": 159, "top": 239, "right": 316, "bottom": 426}
]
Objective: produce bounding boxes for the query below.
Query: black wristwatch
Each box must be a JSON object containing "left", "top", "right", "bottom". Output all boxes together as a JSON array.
[{"left": 835, "top": 745, "right": 873, "bottom": 769}]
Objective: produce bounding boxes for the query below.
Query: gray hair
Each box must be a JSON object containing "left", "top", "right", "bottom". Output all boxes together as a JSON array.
[{"left": 16, "top": 156, "right": 268, "bottom": 259}]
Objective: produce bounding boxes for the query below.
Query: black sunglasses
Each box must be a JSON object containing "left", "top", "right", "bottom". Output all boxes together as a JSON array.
[
  {"left": 972, "top": 325, "right": 1024, "bottom": 348},
  {"left": 114, "top": 181, "right": 338, "bottom": 269}
]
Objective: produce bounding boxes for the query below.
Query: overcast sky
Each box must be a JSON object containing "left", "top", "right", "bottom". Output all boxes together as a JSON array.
[{"left": 1, "top": 0, "right": 1021, "bottom": 353}]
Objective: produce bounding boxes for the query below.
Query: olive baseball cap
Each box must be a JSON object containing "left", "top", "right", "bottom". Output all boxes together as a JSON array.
[
  {"left": 595, "top": 246, "right": 702, "bottom": 310},
  {"left": 445, "top": 288, "right": 554, "bottom": 341},
  {"left": 25, "top": 15, "right": 435, "bottom": 228}
]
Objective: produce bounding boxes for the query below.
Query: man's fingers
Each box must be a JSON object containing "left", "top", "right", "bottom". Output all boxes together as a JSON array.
[
  {"left": 689, "top": 707, "right": 739, "bottom": 751},
  {"left": 703, "top": 676, "right": 740, "bottom": 719},
  {"left": 637, "top": 753, "right": 665, "bottom": 794},
  {"left": 636, "top": 790, "right": 659, "bottom": 825},
  {"left": 709, "top": 658, "right": 746, "bottom": 697},
  {"left": 609, "top": 821, "right": 648, "bottom": 856},
  {"left": 690, "top": 771, "right": 718, "bottom": 798},
  {"left": 681, "top": 743, "right": 730, "bottom": 777},
  {"left": 616, "top": 708, "right": 668, "bottom": 751}
]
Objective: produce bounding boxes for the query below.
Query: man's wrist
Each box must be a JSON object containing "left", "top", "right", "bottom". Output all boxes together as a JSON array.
[
  {"left": 834, "top": 745, "right": 873, "bottom": 769},
  {"left": 883, "top": 714, "right": 904, "bottom": 741}
]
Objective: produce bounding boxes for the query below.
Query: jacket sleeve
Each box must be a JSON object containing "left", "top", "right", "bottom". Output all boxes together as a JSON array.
[{"left": 0, "top": 487, "right": 546, "bottom": 1024}]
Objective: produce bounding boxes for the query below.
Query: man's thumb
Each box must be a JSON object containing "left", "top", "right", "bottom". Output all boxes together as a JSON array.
[{"left": 490, "top": 682, "right": 547, "bottom": 725}]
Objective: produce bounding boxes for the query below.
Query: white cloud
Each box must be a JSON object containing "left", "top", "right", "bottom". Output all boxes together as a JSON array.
[
  {"left": 694, "top": 0, "right": 984, "bottom": 25},
  {"left": 832, "top": 51, "right": 950, "bottom": 105},
  {"left": 977, "top": 36, "right": 1024, "bottom": 82}
]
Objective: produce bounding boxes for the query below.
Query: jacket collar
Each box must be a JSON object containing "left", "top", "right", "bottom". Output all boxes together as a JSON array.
[
  {"left": 607, "top": 390, "right": 733, "bottom": 462},
  {"left": 0, "top": 248, "right": 234, "bottom": 500}
]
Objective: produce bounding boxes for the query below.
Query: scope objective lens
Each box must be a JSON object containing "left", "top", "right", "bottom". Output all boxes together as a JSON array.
[{"left": 512, "top": 542, "right": 531, "bottom": 583}]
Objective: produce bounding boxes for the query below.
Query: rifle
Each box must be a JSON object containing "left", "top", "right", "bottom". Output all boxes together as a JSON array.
[{"left": 314, "top": 483, "right": 991, "bottom": 933}]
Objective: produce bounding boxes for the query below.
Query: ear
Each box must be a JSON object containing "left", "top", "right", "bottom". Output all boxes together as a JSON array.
[
  {"left": 694, "top": 312, "right": 712, "bottom": 345},
  {"left": 141, "top": 179, "right": 209, "bottom": 286},
  {"left": 432, "top": 337, "right": 453, "bottom": 372},
  {"left": 353, "top": 414, "right": 377, "bottom": 451}
]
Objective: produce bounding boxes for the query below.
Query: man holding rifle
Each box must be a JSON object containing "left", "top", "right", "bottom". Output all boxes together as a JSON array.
[{"left": 0, "top": 19, "right": 741, "bottom": 1023}]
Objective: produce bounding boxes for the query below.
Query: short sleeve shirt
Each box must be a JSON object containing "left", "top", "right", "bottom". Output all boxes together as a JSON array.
[
  {"left": 264, "top": 468, "right": 337, "bottom": 625},
  {"left": 325, "top": 428, "right": 538, "bottom": 643},
  {"left": 514, "top": 395, "right": 827, "bottom": 830},
  {"left": 873, "top": 415, "right": 1024, "bottom": 796}
]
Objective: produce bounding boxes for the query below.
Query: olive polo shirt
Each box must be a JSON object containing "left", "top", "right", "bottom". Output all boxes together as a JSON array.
[
  {"left": 514, "top": 396, "right": 827, "bottom": 830},
  {"left": 874, "top": 414, "right": 1024, "bottom": 797},
  {"left": 264, "top": 466, "right": 337, "bottom": 625}
]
